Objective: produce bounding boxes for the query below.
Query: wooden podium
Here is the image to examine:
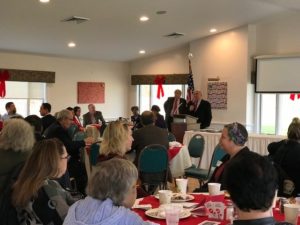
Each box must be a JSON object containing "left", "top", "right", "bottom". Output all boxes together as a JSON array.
[{"left": 171, "top": 114, "right": 199, "bottom": 143}]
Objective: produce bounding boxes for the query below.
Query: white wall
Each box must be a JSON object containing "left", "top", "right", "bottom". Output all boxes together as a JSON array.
[
  {"left": 0, "top": 52, "right": 129, "bottom": 119},
  {"left": 255, "top": 11, "right": 300, "bottom": 55},
  {"left": 189, "top": 27, "right": 249, "bottom": 125}
]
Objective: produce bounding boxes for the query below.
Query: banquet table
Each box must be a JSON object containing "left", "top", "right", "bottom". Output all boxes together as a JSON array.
[
  {"left": 133, "top": 194, "right": 296, "bottom": 225},
  {"left": 169, "top": 146, "right": 192, "bottom": 178},
  {"left": 183, "top": 131, "right": 286, "bottom": 169}
]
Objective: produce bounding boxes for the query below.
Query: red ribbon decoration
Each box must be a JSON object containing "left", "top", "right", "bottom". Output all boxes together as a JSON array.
[
  {"left": 154, "top": 75, "right": 165, "bottom": 99},
  {"left": 290, "top": 93, "right": 300, "bottom": 101},
  {"left": 0, "top": 70, "right": 10, "bottom": 98}
]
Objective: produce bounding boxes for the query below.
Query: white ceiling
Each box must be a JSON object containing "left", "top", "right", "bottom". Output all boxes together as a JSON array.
[{"left": 0, "top": 0, "right": 299, "bottom": 62}]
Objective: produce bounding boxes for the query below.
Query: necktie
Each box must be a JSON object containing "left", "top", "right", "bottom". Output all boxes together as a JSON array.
[{"left": 172, "top": 99, "right": 178, "bottom": 116}]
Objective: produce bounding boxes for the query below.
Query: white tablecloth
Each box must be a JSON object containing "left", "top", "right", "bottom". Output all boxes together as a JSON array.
[
  {"left": 183, "top": 131, "right": 286, "bottom": 169},
  {"left": 169, "top": 146, "right": 192, "bottom": 177}
]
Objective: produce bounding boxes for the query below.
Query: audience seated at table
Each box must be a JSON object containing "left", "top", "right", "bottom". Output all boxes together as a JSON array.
[
  {"left": 131, "top": 111, "right": 169, "bottom": 167},
  {"left": 73, "top": 106, "right": 84, "bottom": 131},
  {"left": 131, "top": 106, "right": 142, "bottom": 130},
  {"left": 224, "top": 151, "right": 291, "bottom": 225},
  {"left": 0, "top": 119, "right": 35, "bottom": 193},
  {"left": 44, "top": 109, "right": 94, "bottom": 194},
  {"left": 151, "top": 105, "right": 167, "bottom": 129},
  {"left": 194, "top": 122, "right": 250, "bottom": 192},
  {"left": 83, "top": 104, "right": 106, "bottom": 135},
  {"left": 63, "top": 158, "right": 155, "bottom": 225},
  {"left": 12, "top": 138, "right": 76, "bottom": 225},
  {"left": 98, "top": 120, "right": 132, "bottom": 162},
  {"left": 268, "top": 117, "right": 300, "bottom": 196}
]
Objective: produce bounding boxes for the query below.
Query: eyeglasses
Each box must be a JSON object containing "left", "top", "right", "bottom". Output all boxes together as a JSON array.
[{"left": 61, "top": 154, "right": 70, "bottom": 160}]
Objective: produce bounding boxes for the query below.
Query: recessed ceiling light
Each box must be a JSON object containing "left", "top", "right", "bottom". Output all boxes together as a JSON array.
[
  {"left": 210, "top": 28, "right": 217, "bottom": 33},
  {"left": 39, "top": 0, "right": 50, "bottom": 3},
  {"left": 68, "top": 42, "right": 76, "bottom": 48},
  {"left": 140, "top": 16, "right": 149, "bottom": 22},
  {"left": 139, "top": 50, "right": 146, "bottom": 54}
]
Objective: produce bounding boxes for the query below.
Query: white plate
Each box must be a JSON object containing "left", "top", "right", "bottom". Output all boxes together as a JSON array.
[
  {"left": 154, "top": 193, "right": 195, "bottom": 202},
  {"left": 171, "top": 194, "right": 195, "bottom": 202},
  {"left": 145, "top": 208, "right": 191, "bottom": 219}
]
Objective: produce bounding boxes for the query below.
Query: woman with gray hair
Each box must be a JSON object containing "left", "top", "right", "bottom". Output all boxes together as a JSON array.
[
  {"left": 0, "top": 119, "right": 35, "bottom": 193},
  {"left": 195, "top": 122, "right": 250, "bottom": 192},
  {"left": 64, "top": 158, "right": 155, "bottom": 225}
]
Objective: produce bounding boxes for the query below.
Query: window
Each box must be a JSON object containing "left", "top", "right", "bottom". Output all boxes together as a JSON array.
[
  {"left": 0, "top": 81, "right": 46, "bottom": 118},
  {"left": 258, "top": 93, "right": 300, "bottom": 135},
  {"left": 138, "top": 84, "right": 187, "bottom": 116}
]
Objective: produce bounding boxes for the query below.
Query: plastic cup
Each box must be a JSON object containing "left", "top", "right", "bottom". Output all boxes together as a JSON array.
[
  {"left": 176, "top": 178, "right": 188, "bottom": 195},
  {"left": 165, "top": 204, "right": 182, "bottom": 225},
  {"left": 208, "top": 183, "right": 221, "bottom": 195},
  {"left": 295, "top": 197, "right": 300, "bottom": 206},
  {"left": 284, "top": 204, "right": 300, "bottom": 225},
  {"left": 158, "top": 190, "right": 172, "bottom": 205}
]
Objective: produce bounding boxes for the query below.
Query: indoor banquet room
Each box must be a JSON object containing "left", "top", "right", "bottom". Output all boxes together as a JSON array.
[{"left": 1, "top": 0, "right": 300, "bottom": 224}]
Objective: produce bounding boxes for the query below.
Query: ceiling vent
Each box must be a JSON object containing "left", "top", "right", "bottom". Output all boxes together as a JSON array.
[
  {"left": 61, "top": 16, "right": 90, "bottom": 24},
  {"left": 164, "top": 32, "right": 184, "bottom": 38}
]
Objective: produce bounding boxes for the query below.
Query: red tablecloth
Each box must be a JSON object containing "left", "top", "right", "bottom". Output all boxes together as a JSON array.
[
  {"left": 133, "top": 195, "right": 299, "bottom": 225},
  {"left": 168, "top": 146, "right": 181, "bottom": 161}
]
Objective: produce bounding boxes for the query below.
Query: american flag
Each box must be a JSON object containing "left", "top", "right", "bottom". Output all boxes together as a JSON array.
[{"left": 186, "top": 59, "right": 194, "bottom": 102}]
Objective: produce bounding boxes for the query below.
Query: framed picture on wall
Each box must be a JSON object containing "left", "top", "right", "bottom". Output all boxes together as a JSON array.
[{"left": 77, "top": 82, "right": 105, "bottom": 103}]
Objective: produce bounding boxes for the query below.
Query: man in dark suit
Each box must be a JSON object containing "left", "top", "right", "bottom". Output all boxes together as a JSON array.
[
  {"left": 39, "top": 103, "right": 56, "bottom": 133},
  {"left": 83, "top": 104, "right": 106, "bottom": 135},
  {"left": 132, "top": 111, "right": 169, "bottom": 167},
  {"left": 163, "top": 89, "right": 187, "bottom": 131},
  {"left": 187, "top": 90, "right": 212, "bottom": 129},
  {"left": 44, "top": 109, "right": 94, "bottom": 194}
]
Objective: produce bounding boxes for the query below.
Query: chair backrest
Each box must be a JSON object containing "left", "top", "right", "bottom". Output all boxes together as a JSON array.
[
  {"left": 188, "top": 134, "right": 205, "bottom": 158},
  {"left": 168, "top": 132, "right": 176, "bottom": 142},
  {"left": 207, "top": 144, "right": 226, "bottom": 178},
  {"left": 138, "top": 144, "right": 169, "bottom": 193},
  {"left": 139, "top": 144, "right": 168, "bottom": 173},
  {"left": 73, "top": 131, "right": 86, "bottom": 141},
  {"left": 68, "top": 124, "right": 79, "bottom": 139},
  {"left": 90, "top": 143, "right": 100, "bottom": 166}
]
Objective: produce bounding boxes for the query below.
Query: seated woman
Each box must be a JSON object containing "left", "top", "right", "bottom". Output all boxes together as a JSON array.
[
  {"left": 0, "top": 118, "right": 35, "bottom": 193},
  {"left": 12, "top": 138, "right": 76, "bottom": 225},
  {"left": 268, "top": 117, "right": 300, "bottom": 196},
  {"left": 151, "top": 105, "right": 167, "bottom": 129},
  {"left": 64, "top": 158, "right": 155, "bottom": 225},
  {"left": 195, "top": 122, "right": 249, "bottom": 192},
  {"left": 98, "top": 120, "right": 133, "bottom": 162}
]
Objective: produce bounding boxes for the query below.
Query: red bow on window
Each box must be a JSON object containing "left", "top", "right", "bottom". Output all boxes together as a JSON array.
[
  {"left": 154, "top": 75, "right": 165, "bottom": 99},
  {"left": 290, "top": 93, "right": 300, "bottom": 101},
  {"left": 0, "top": 70, "right": 10, "bottom": 98}
]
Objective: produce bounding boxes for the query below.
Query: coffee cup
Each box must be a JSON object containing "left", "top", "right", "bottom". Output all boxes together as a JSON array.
[
  {"left": 284, "top": 204, "right": 300, "bottom": 225},
  {"left": 208, "top": 182, "right": 221, "bottom": 195},
  {"left": 176, "top": 178, "right": 188, "bottom": 195},
  {"left": 158, "top": 190, "right": 172, "bottom": 205}
]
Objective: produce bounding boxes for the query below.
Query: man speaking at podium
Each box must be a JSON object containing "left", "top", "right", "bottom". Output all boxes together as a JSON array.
[
  {"left": 164, "top": 89, "right": 187, "bottom": 131},
  {"left": 187, "top": 90, "right": 212, "bottom": 129}
]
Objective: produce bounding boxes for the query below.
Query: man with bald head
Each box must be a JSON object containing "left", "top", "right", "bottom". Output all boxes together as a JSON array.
[
  {"left": 131, "top": 111, "right": 169, "bottom": 166},
  {"left": 187, "top": 90, "right": 212, "bottom": 129}
]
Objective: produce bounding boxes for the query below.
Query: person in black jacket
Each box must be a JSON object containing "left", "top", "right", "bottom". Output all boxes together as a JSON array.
[
  {"left": 164, "top": 89, "right": 187, "bottom": 131},
  {"left": 44, "top": 109, "right": 94, "bottom": 194},
  {"left": 187, "top": 90, "right": 212, "bottom": 129},
  {"left": 40, "top": 103, "right": 56, "bottom": 134},
  {"left": 224, "top": 151, "right": 291, "bottom": 225}
]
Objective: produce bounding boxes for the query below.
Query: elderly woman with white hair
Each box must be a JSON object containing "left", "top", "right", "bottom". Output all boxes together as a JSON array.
[
  {"left": 64, "top": 158, "right": 156, "bottom": 225},
  {"left": 194, "top": 122, "right": 250, "bottom": 192},
  {"left": 0, "top": 118, "right": 35, "bottom": 193}
]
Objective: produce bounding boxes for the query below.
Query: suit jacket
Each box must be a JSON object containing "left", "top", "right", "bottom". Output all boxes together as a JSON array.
[
  {"left": 82, "top": 111, "right": 106, "bottom": 127},
  {"left": 164, "top": 97, "right": 187, "bottom": 117},
  {"left": 43, "top": 121, "right": 85, "bottom": 159},
  {"left": 41, "top": 114, "right": 57, "bottom": 133},
  {"left": 188, "top": 99, "right": 212, "bottom": 129},
  {"left": 132, "top": 125, "right": 169, "bottom": 166}
]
